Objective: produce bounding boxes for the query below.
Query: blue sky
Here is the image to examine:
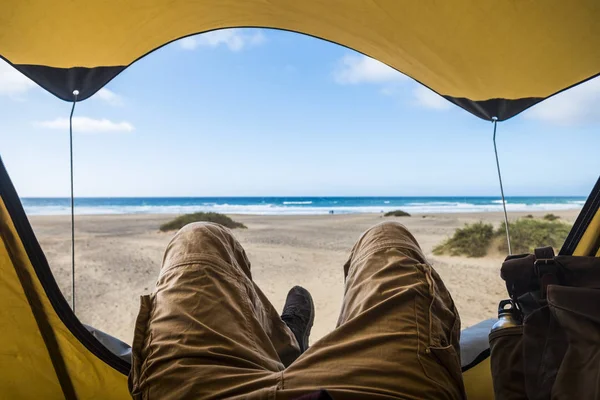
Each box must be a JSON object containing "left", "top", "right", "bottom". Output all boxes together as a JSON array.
[{"left": 1, "top": 28, "right": 599, "bottom": 197}]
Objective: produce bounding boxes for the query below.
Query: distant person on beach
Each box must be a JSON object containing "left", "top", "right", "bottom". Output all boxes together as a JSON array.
[{"left": 129, "top": 221, "right": 463, "bottom": 399}]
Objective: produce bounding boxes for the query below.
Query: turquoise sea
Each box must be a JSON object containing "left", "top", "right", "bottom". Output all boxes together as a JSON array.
[{"left": 20, "top": 196, "right": 587, "bottom": 216}]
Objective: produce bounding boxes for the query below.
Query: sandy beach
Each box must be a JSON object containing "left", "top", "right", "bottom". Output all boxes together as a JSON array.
[{"left": 28, "top": 209, "right": 581, "bottom": 345}]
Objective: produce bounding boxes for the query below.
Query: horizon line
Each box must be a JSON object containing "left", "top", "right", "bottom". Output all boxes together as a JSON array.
[{"left": 20, "top": 194, "right": 588, "bottom": 199}]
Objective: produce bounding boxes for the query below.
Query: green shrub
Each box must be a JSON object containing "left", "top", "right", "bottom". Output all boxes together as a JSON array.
[
  {"left": 160, "top": 212, "right": 247, "bottom": 232},
  {"left": 433, "top": 222, "right": 495, "bottom": 257},
  {"left": 524, "top": 214, "right": 534, "bottom": 219},
  {"left": 384, "top": 210, "right": 411, "bottom": 217},
  {"left": 433, "top": 218, "right": 573, "bottom": 257},
  {"left": 498, "top": 219, "right": 571, "bottom": 254},
  {"left": 543, "top": 213, "right": 560, "bottom": 221}
]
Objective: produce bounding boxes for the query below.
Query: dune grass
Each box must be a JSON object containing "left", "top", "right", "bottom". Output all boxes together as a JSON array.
[
  {"left": 160, "top": 212, "right": 247, "bottom": 232},
  {"left": 497, "top": 219, "right": 571, "bottom": 254},
  {"left": 433, "top": 222, "right": 495, "bottom": 257},
  {"left": 434, "top": 218, "right": 572, "bottom": 257},
  {"left": 384, "top": 210, "right": 411, "bottom": 217},
  {"left": 543, "top": 213, "right": 560, "bottom": 221}
]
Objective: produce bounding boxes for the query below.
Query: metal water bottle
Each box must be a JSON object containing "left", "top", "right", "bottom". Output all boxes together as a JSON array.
[{"left": 491, "top": 299, "right": 522, "bottom": 332}]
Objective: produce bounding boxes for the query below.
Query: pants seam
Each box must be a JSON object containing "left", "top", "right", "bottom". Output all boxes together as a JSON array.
[
  {"left": 415, "top": 286, "right": 449, "bottom": 390},
  {"left": 237, "top": 279, "right": 265, "bottom": 363},
  {"left": 423, "top": 264, "right": 436, "bottom": 347},
  {"left": 139, "top": 295, "right": 157, "bottom": 400}
]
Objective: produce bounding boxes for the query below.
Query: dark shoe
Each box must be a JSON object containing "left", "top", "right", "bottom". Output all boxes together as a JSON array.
[{"left": 281, "top": 286, "right": 315, "bottom": 353}]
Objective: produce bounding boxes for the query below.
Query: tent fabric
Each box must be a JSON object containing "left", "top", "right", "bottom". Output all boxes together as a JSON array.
[
  {"left": 0, "top": 158, "right": 130, "bottom": 399},
  {"left": 85, "top": 324, "right": 133, "bottom": 364},
  {"left": 460, "top": 319, "right": 495, "bottom": 371},
  {"left": 2, "top": 0, "right": 600, "bottom": 120},
  {"left": 561, "top": 177, "right": 600, "bottom": 256},
  {"left": 463, "top": 358, "right": 493, "bottom": 400}
]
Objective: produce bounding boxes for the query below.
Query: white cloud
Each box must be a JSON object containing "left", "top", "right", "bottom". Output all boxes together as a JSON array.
[
  {"left": 525, "top": 77, "right": 600, "bottom": 126},
  {"left": 412, "top": 85, "right": 451, "bottom": 110},
  {"left": 333, "top": 54, "right": 454, "bottom": 112},
  {"left": 179, "top": 29, "right": 266, "bottom": 52},
  {"left": 179, "top": 37, "right": 199, "bottom": 50},
  {"left": 95, "top": 88, "right": 124, "bottom": 106},
  {"left": 0, "top": 60, "right": 36, "bottom": 97},
  {"left": 36, "top": 117, "right": 134, "bottom": 133},
  {"left": 333, "top": 54, "right": 407, "bottom": 85}
]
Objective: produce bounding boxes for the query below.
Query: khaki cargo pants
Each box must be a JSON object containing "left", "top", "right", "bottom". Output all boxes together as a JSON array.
[{"left": 129, "top": 221, "right": 465, "bottom": 399}]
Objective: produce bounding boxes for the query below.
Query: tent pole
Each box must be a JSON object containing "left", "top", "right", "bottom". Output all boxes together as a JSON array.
[
  {"left": 492, "top": 117, "right": 512, "bottom": 255},
  {"left": 69, "top": 90, "right": 79, "bottom": 313}
]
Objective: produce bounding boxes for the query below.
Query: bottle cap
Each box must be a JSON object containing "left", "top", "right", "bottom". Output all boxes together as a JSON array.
[{"left": 498, "top": 299, "right": 516, "bottom": 317}]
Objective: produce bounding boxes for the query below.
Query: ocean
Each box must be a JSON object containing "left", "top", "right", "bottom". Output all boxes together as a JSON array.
[{"left": 20, "top": 196, "right": 587, "bottom": 216}]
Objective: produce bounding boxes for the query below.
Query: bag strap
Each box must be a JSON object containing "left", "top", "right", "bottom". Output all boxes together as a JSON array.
[
  {"left": 500, "top": 247, "right": 558, "bottom": 307},
  {"left": 534, "top": 247, "right": 557, "bottom": 299},
  {"left": 501, "top": 248, "right": 600, "bottom": 305},
  {"left": 500, "top": 253, "right": 536, "bottom": 302}
]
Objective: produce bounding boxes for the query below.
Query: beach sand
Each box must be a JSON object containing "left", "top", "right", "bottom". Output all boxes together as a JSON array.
[{"left": 28, "top": 209, "right": 581, "bottom": 345}]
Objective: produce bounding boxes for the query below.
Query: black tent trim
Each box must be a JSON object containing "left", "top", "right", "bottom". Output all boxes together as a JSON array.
[
  {"left": 560, "top": 176, "right": 600, "bottom": 256},
  {"left": 443, "top": 96, "right": 543, "bottom": 121},
  {"left": 14, "top": 64, "right": 127, "bottom": 103},
  {"left": 0, "top": 157, "right": 131, "bottom": 375},
  {"left": 461, "top": 348, "right": 490, "bottom": 373},
  {"left": 445, "top": 70, "right": 600, "bottom": 120},
  {"left": 4, "top": 27, "right": 600, "bottom": 121}
]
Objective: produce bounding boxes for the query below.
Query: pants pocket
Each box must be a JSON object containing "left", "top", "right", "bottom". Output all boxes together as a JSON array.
[
  {"left": 416, "top": 264, "right": 466, "bottom": 398},
  {"left": 429, "top": 344, "right": 465, "bottom": 394}
]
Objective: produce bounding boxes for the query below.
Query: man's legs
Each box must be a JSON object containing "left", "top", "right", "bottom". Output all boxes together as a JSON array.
[
  {"left": 280, "top": 221, "right": 465, "bottom": 399},
  {"left": 129, "top": 222, "right": 299, "bottom": 400}
]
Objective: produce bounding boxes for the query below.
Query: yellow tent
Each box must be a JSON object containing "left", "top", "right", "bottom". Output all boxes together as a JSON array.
[{"left": 1, "top": 1, "right": 599, "bottom": 398}]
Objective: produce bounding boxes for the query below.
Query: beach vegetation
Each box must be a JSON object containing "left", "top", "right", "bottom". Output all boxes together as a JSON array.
[
  {"left": 524, "top": 214, "right": 534, "bottom": 219},
  {"left": 497, "top": 219, "right": 571, "bottom": 254},
  {"left": 160, "top": 212, "right": 247, "bottom": 232},
  {"left": 433, "top": 222, "right": 495, "bottom": 257},
  {"left": 384, "top": 210, "right": 411, "bottom": 217},
  {"left": 543, "top": 213, "right": 560, "bottom": 221},
  {"left": 434, "top": 218, "right": 572, "bottom": 257}
]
